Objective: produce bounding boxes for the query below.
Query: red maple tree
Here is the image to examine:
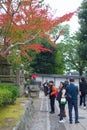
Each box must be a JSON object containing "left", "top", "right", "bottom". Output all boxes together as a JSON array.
[{"left": 0, "top": 0, "right": 74, "bottom": 59}]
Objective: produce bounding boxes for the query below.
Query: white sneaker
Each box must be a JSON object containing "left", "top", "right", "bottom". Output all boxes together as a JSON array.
[
  {"left": 59, "top": 120, "right": 65, "bottom": 123},
  {"left": 84, "top": 106, "right": 86, "bottom": 110}
]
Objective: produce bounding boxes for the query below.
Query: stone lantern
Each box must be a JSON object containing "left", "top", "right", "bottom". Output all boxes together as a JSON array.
[{"left": 0, "top": 56, "right": 12, "bottom": 75}]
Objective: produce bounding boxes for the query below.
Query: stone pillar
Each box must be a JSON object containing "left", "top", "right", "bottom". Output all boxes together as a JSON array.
[
  {"left": 16, "top": 64, "right": 25, "bottom": 96},
  {"left": 16, "top": 68, "right": 21, "bottom": 86}
]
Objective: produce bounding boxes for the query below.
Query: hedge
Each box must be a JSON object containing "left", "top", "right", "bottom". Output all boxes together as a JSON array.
[{"left": 0, "top": 83, "right": 19, "bottom": 106}]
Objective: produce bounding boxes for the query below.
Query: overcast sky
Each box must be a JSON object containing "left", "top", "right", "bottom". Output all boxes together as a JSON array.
[{"left": 44, "top": 0, "right": 83, "bottom": 33}]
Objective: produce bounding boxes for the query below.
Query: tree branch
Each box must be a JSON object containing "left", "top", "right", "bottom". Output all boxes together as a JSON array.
[
  {"left": 54, "top": 34, "right": 60, "bottom": 43},
  {"left": 3, "top": 32, "right": 40, "bottom": 55}
]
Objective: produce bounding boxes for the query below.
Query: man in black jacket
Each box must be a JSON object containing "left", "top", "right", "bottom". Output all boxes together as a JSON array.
[{"left": 79, "top": 77, "right": 87, "bottom": 109}]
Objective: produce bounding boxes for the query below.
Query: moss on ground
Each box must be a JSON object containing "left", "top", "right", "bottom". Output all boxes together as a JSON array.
[{"left": 0, "top": 97, "right": 28, "bottom": 130}]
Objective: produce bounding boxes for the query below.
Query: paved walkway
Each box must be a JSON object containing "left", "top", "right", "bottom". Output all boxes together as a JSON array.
[{"left": 30, "top": 91, "right": 87, "bottom": 130}]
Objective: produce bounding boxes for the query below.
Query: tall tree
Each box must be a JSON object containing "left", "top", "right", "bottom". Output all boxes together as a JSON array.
[
  {"left": 30, "top": 26, "right": 66, "bottom": 74},
  {"left": 30, "top": 38, "right": 57, "bottom": 74},
  {"left": 62, "top": 35, "right": 87, "bottom": 76},
  {"left": 77, "top": 0, "right": 87, "bottom": 60},
  {"left": 0, "top": 0, "right": 74, "bottom": 60}
]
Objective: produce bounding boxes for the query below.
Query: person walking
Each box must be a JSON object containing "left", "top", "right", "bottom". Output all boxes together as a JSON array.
[
  {"left": 66, "top": 78, "right": 79, "bottom": 124},
  {"left": 49, "top": 81, "right": 57, "bottom": 114},
  {"left": 56, "top": 82, "right": 66, "bottom": 123},
  {"left": 79, "top": 77, "right": 87, "bottom": 109}
]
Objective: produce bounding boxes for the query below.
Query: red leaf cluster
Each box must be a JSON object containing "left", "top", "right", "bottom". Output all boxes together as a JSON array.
[
  {"left": 28, "top": 44, "right": 52, "bottom": 52},
  {"left": 0, "top": 0, "right": 75, "bottom": 59}
]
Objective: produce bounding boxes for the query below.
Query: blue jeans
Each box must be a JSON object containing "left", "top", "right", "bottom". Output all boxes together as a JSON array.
[{"left": 68, "top": 100, "right": 78, "bottom": 122}]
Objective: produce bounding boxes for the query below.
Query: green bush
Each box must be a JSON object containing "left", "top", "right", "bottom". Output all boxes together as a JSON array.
[
  {"left": 0, "top": 89, "right": 12, "bottom": 106},
  {"left": 0, "top": 84, "right": 19, "bottom": 106}
]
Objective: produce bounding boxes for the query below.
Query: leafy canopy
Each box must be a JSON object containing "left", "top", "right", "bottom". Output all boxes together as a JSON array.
[{"left": 0, "top": 0, "right": 74, "bottom": 60}]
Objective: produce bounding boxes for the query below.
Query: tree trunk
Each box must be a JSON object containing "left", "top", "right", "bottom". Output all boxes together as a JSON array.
[{"left": 79, "top": 69, "right": 83, "bottom": 76}]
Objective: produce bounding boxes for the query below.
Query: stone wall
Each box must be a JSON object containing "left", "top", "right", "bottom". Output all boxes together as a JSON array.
[
  {"left": 13, "top": 99, "right": 34, "bottom": 130},
  {"left": 36, "top": 74, "right": 87, "bottom": 87}
]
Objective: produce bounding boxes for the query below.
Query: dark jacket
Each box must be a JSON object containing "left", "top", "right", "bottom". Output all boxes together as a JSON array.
[
  {"left": 56, "top": 87, "right": 66, "bottom": 102},
  {"left": 43, "top": 82, "right": 49, "bottom": 88},
  {"left": 66, "top": 83, "right": 78, "bottom": 101},
  {"left": 79, "top": 81, "right": 87, "bottom": 94}
]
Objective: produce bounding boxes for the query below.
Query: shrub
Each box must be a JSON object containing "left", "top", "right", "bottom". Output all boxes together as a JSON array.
[
  {"left": 0, "top": 84, "right": 19, "bottom": 106},
  {"left": 0, "top": 89, "right": 12, "bottom": 106}
]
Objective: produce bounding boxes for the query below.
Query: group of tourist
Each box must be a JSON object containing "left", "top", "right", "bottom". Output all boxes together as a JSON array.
[{"left": 43, "top": 77, "right": 87, "bottom": 124}]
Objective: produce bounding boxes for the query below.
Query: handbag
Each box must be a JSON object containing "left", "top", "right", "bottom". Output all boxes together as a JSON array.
[{"left": 60, "top": 98, "right": 66, "bottom": 104}]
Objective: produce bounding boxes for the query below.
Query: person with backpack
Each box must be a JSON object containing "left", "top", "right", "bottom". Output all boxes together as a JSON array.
[
  {"left": 49, "top": 81, "right": 57, "bottom": 114},
  {"left": 66, "top": 78, "right": 79, "bottom": 124},
  {"left": 56, "top": 82, "right": 66, "bottom": 123}
]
